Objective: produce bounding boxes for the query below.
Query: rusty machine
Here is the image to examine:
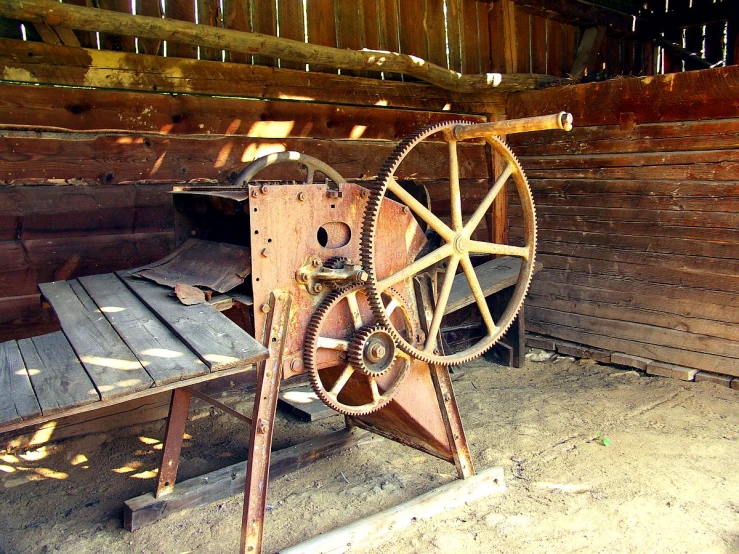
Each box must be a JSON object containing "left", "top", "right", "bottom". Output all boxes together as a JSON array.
[{"left": 167, "top": 113, "right": 572, "bottom": 552}]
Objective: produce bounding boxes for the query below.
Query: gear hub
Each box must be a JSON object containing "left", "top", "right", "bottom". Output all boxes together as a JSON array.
[{"left": 347, "top": 325, "right": 397, "bottom": 377}]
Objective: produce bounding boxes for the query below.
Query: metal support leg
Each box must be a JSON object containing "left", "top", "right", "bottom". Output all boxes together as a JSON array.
[
  {"left": 240, "top": 291, "right": 292, "bottom": 554},
  {"left": 154, "top": 387, "right": 191, "bottom": 498}
]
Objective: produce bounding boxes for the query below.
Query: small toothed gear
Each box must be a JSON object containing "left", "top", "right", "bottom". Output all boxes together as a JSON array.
[
  {"left": 360, "top": 121, "right": 538, "bottom": 366},
  {"left": 347, "top": 325, "right": 397, "bottom": 377},
  {"left": 304, "top": 285, "right": 413, "bottom": 416}
]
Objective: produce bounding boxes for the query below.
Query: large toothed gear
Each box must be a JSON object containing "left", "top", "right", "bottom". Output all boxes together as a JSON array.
[
  {"left": 304, "top": 285, "right": 415, "bottom": 416},
  {"left": 360, "top": 121, "right": 538, "bottom": 366}
]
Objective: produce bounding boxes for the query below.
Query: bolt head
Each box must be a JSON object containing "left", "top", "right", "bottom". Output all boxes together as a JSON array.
[
  {"left": 250, "top": 189, "right": 258, "bottom": 198},
  {"left": 260, "top": 303, "right": 271, "bottom": 314},
  {"left": 297, "top": 191, "right": 307, "bottom": 202},
  {"left": 260, "top": 184, "right": 269, "bottom": 194},
  {"left": 367, "top": 343, "right": 387, "bottom": 361},
  {"left": 311, "top": 257, "right": 322, "bottom": 268}
]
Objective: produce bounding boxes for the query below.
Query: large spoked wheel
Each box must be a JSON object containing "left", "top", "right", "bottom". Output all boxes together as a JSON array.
[
  {"left": 361, "top": 121, "right": 537, "bottom": 366},
  {"left": 303, "top": 285, "right": 417, "bottom": 416}
]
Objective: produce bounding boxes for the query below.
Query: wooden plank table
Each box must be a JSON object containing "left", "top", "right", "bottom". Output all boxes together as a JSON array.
[{"left": 0, "top": 271, "right": 268, "bottom": 433}]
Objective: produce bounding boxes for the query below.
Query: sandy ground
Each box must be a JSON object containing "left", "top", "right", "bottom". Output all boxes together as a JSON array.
[{"left": 1, "top": 353, "right": 738, "bottom": 553}]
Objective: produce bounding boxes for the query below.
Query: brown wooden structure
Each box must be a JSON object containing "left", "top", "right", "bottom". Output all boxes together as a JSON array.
[{"left": 0, "top": 0, "right": 737, "bottom": 549}]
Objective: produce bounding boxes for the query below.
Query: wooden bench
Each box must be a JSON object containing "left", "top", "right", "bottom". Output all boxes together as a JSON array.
[
  {"left": 444, "top": 255, "right": 542, "bottom": 367},
  {"left": 0, "top": 269, "right": 268, "bottom": 498}
]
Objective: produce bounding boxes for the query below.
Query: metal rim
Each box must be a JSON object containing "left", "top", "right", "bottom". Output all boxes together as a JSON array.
[{"left": 361, "top": 121, "right": 537, "bottom": 366}]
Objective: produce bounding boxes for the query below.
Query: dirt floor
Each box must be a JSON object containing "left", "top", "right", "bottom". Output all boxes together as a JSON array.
[{"left": 1, "top": 352, "right": 738, "bottom": 553}]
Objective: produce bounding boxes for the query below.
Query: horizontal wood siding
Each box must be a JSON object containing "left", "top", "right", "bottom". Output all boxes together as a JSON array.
[
  {"left": 507, "top": 66, "right": 739, "bottom": 377},
  {"left": 0, "top": 82, "right": 490, "bottom": 341}
]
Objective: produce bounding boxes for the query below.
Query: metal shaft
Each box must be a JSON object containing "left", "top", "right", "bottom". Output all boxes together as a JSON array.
[{"left": 452, "top": 112, "right": 573, "bottom": 140}]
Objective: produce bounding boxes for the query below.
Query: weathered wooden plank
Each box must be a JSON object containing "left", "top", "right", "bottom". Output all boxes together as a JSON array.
[
  {"left": 118, "top": 271, "right": 267, "bottom": 371},
  {"left": 0, "top": 232, "right": 174, "bottom": 297},
  {"left": 512, "top": 226, "right": 736, "bottom": 260},
  {"left": 305, "top": 0, "right": 337, "bottom": 73},
  {"left": 424, "top": 0, "right": 447, "bottom": 68},
  {"left": 197, "top": 0, "right": 223, "bottom": 61},
  {"left": 222, "top": 0, "right": 250, "bottom": 63},
  {"left": 508, "top": 65, "right": 739, "bottom": 126},
  {"left": 123, "top": 427, "right": 375, "bottom": 531},
  {"left": 526, "top": 289, "right": 739, "bottom": 345},
  {"left": 535, "top": 263, "right": 739, "bottom": 311},
  {"left": 78, "top": 273, "right": 208, "bottom": 386},
  {"left": 524, "top": 178, "right": 739, "bottom": 198},
  {"left": 530, "top": 14, "right": 547, "bottom": 74},
  {"left": 335, "top": 0, "right": 365, "bottom": 77},
  {"left": 524, "top": 163, "right": 739, "bottom": 181},
  {"left": 0, "top": 134, "right": 488, "bottom": 184},
  {"left": 519, "top": 149, "right": 739, "bottom": 171},
  {"left": 514, "top": 8, "right": 529, "bottom": 73},
  {"left": 166, "top": 0, "right": 199, "bottom": 59},
  {"left": 445, "top": 256, "right": 524, "bottom": 314},
  {"left": 17, "top": 331, "right": 99, "bottom": 414},
  {"left": 526, "top": 314, "right": 739, "bottom": 377},
  {"left": 0, "top": 39, "right": 504, "bottom": 112},
  {"left": 460, "top": 0, "right": 482, "bottom": 74},
  {"left": 398, "top": 0, "right": 426, "bottom": 60},
  {"left": 96, "top": 0, "right": 135, "bottom": 53},
  {"left": 0, "top": 340, "right": 41, "bottom": 426},
  {"left": 250, "top": 0, "right": 277, "bottom": 67},
  {"left": 38, "top": 280, "right": 153, "bottom": 400},
  {"left": 135, "top": 0, "right": 162, "bottom": 55},
  {"left": 0, "top": 294, "right": 59, "bottom": 343},
  {"left": 276, "top": 0, "right": 304, "bottom": 70}
]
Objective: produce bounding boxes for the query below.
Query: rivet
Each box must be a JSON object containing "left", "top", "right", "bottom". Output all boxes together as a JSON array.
[
  {"left": 250, "top": 189, "right": 258, "bottom": 198},
  {"left": 297, "top": 191, "right": 307, "bottom": 202},
  {"left": 260, "top": 184, "right": 269, "bottom": 194}
]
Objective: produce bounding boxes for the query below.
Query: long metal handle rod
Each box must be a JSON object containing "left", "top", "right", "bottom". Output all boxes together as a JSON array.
[{"left": 452, "top": 112, "right": 573, "bottom": 140}]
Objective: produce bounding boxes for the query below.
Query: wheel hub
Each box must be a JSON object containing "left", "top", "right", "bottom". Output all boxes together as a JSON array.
[{"left": 348, "top": 325, "right": 397, "bottom": 377}]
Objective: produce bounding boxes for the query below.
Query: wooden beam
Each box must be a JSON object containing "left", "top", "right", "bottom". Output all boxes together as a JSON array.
[
  {"left": 571, "top": 26, "right": 607, "bottom": 78},
  {"left": 0, "top": 0, "right": 554, "bottom": 92},
  {"left": 123, "top": 427, "right": 375, "bottom": 531},
  {"left": 281, "top": 466, "right": 506, "bottom": 554},
  {"left": 510, "top": 0, "right": 634, "bottom": 33},
  {"left": 0, "top": 39, "right": 505, "bottom": 114}
]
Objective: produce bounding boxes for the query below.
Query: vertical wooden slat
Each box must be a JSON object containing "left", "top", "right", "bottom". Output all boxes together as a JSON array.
[
  {"left": 606, "top": 35, "right": 621, "bottom": 75},
  {"left": 477, "top": 2, "right": 492, "bottom": 73},
  {"left": 60, "top": 0, "right": 97, "bottom": 48},
  {"left": 378, "top": 0, "right": 401, "bottom": 78},
  {"left": 564, "top": 23, "right": 579, "bottom": 74},
  {"left": 425, "top": 0, "right": 447, "bottom": 68},
  {"left": 684, "top": 25, "right": 704, "bottom": 71},
  {"left": 306, "top": 0, "right": 337, "bottom": 73},
  {"left": 514, "top": 10, "right": 530, "bottom": 73},
  {"left": 663, "top": 0, "right": 687, "bottom": 73},
  {"left": 167, "top": 0, "right": 199, "bottom": 59},
  {"left": 198, "top": 0, "right": 223, "bottom": 61},
  {"left": 728, "top": 16, "right": 739, "bottom": 66},
  {"left": 223, "top": 0, "right": 251, "bottom": 63},
  {"left": 487, "top": 0, "right": 505, "bottom": 73},
  {"left": 97, "top": 0, "right": 136, "bottom": 52},
  {"left": 547, "top": 19, "right": 564, "bottom": 77},
  {"left": 460, "top": 0, "right": 481, "bottom": 74},
  {"left": 530, "top": 14, "right": 547, "bottom": 74},
  {"left": 704, "top": 21, "right": 725, "bottom": 66},
  {"left": 251, "top": 0, "right": 277, "bottom": 66},
  {"left": 446, "top": 0, "right": 463, "bottom": 73},
  {"left": 136, "top": 0, "right": 163, "bottom": 55},
  {"left": 642, "top": 40, "right": 655, "bottom": 76},
  {"left": 362, "top": 0, "right": 384, "bottom": 79},
  {"left": 398, "top": 0, "right": 426, "bottom": 62},
  {"left": 335, "top": 0, "right": 366, "bottom": 76},
  {"left": 278, "top": 0, "right": 306, "bottom": 69}
]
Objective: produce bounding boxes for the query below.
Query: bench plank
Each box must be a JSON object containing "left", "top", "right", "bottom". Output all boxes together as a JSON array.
[
  {"left": 118, "top": 271, "right": 268, "bottom": 371},
  {"left": 445, "top": 256, "right": 526, "bottom": 315},
  {"left": 17, "top": 332, "right": 99, "bottom": 415},
  {"left": 39, "top": 280, "right": 153, "bottom": 400},
  {"left": 78, "top": 273, "right": 209, "bottom": 386},
  {"left": 0, "top": 340, "right": 42, "bottom": 425}
]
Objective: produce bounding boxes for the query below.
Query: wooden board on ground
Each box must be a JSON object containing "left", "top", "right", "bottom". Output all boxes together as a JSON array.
[
  {"left": 0, "top": 340, "right": 41, "bottom": 425},
  {"left": 38, "top": 280, "right": 153, "bottom": 400},
  {"left": 123, "top": 427, "right": 376, "bottom": 531},
  {"left": 278, "top": 385, "right": 339, "bottom": 422},
  {"left": 17, "top": 331, "right": 99, "bottom": 414},
  {"left": 118, "top": 271, "right": 267, "bottom": 371},
  {"left": 78, "top": 273, "right": 208, "bottom": 386}
]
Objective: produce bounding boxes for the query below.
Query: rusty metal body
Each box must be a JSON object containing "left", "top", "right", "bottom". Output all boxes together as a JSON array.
[{"left": 165, "top": 113, "right": 572, "bottom": 553}]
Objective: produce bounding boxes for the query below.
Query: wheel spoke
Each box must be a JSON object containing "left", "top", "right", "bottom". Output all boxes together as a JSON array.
[
  {"left": 459, "top": 255, "right": 498, "bottom": 335},
  {"left": 369, "top": 377, "right": 381, "bottom": 404},
  {"left": 423, "top": 255, "right": 460, "bottom": 353},
  {"left": 468, "top": 241, "right": 530, "bottom": 260},
  {"left": 448, "top": 140, "right": 463, "bottom": 232},
  {"left": 317, "top": 337, "right": 349, "bottom": 351},
  {"left": 387, "top": 177, "right": 455, "bottom": 242},
  {"left": 329, "top": 364, "right": 354, "bottom": 396},
  {"left": 463, "top": 162, "right": 513, "bottom": 235},
  {"left": 385, "top": 296, "right": 399, "bottom": 316},
  {"left": 376, "top": 242, "right": 454, "bottom": 292},
  {"left": 345, "top": 291, "right": 364, "bottom": 329}
]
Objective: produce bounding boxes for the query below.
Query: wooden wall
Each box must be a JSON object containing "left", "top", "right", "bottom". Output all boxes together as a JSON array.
[
  {"left": 507, "top": 65, "right": 739, "bottom": 378},
  {"left": 0, "top": 79, "right": 493, "bottom": 342},
  {"left": 0, "top": 0, "right": 658, "bottom": 80}
]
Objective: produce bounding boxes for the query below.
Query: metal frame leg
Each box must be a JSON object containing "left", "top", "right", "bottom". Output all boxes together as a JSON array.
[
  {"left": 154, "top": 387, "right": 192, "bottom": 498},
  {"left": 240, "top": 292, "right": 292, "bottom": 554}
]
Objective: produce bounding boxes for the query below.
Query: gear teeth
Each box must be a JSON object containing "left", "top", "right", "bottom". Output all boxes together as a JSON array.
[{"left": 360, "top": 123, "right": 538, "bottom": 366}]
